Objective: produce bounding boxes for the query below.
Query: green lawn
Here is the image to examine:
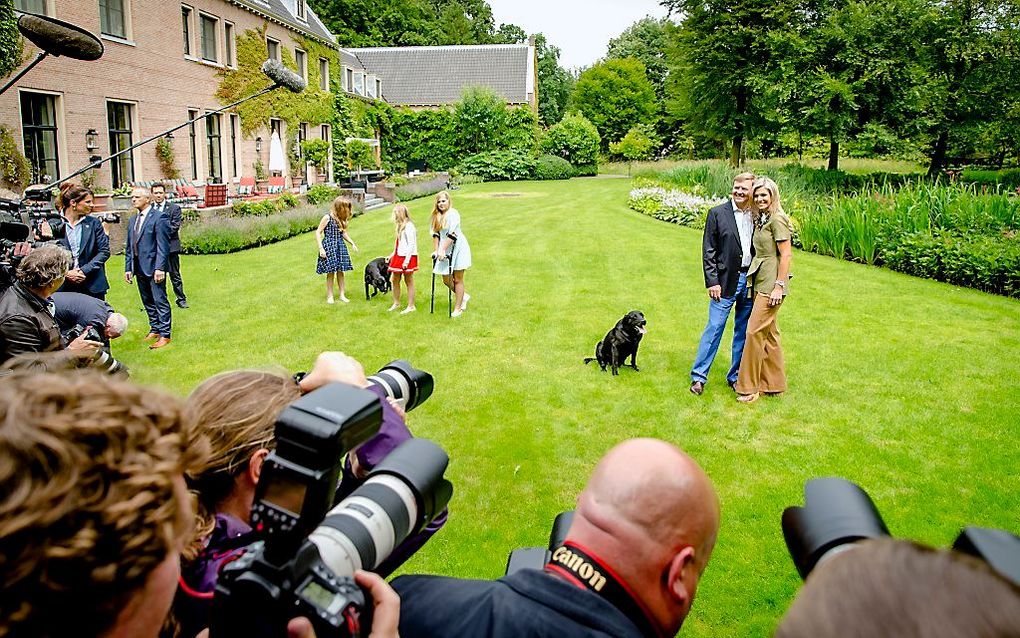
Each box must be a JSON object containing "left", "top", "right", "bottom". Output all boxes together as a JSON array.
[{"left": 106, "top": 178, "right": 1019, "bottom": 637}]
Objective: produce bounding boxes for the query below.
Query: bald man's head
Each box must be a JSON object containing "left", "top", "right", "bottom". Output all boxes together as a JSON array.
[{"left": 566, "top": 439, "right": 720, "bottom": 634}]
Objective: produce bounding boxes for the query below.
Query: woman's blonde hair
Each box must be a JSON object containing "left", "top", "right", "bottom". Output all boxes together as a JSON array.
[
  {"left": 330, "top": 197, "right": 354, "bottom": 230},
  {"left": 392, "top": 204, "right": 411, "bottom": 238},
  {"left": 184, "top": 370, "right": 300, "bottom": 556},
  {"left": 430, "top": 190, "right": 451, "bottom": 234},
  {"left": 752, "top": 177, "right": 784, "bottom": 224}
]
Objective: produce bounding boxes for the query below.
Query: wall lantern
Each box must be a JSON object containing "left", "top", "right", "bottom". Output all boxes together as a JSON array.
[
  {"left": 85, "top": 129, "right": 98, "bottom": 151},
  {"left": 255, "top": 137, "right": 263, "bottom": 153},
  {"left": 165, "top": 131, "right": 175, "bottom": 141}
]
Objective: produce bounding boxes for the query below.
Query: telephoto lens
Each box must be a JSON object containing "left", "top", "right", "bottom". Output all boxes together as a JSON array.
[
  {"left": 782, "top": 477, "right": 891, "bottom": 579},
  {"left": 308, "top": 437, "right": 453, "bottom": 578},
  {"left": 366, "top": 360, "right": 434, "bottom": 412}
]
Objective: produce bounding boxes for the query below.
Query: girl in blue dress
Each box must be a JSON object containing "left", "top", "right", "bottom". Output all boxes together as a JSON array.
[
  {"left": 430, "top": 191, "right": 472, "bottom": 317},
  {"left": 316, "top": 197, "right": 359, "bottom": 303}
]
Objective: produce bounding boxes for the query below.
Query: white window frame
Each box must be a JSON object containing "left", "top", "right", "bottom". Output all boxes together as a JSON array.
[
  {"left": 366, "top": 74, "right": 377, "bottom": 98},
  {"left": 98, "top": 0, "right": 134, "bottom": 45},
  {"left": 224, "top": 21, "right": 236, "bottom": 68},
  {"left": 181, "top": 5, "right": 194, "bottom": 58},
  {"left": 319, "top": 57, "right": 329, "bottom": 91},
  {"left": 296, "top": 0, "right": 306, "bottom": 20},
  {"left": 375, "top": 78, "right": 382, "bottom": 99},
  {"left": 295, "top": 48, "right": 307, "bottom": 82},
  {"left": 353, "top": 72, "right": 364, "bottom": 96},
  {"left": 106, "top": 98, "right": 141, "bottom": 186},
  {"left": 266, "top": 37, "right": 281, "bottom": 62},
  {"left": 14, "top": 0, "right": 54, "bottom": 16},
  {"left": 198, "top": 11, "right": 220, "bottom": 65}
]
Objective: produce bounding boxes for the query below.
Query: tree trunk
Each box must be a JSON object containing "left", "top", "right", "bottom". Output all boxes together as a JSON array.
[
  {"left": 730, "top": 135, "right": 742, "bottom": 168},
  {"left": 827, "top": 140, "right": 839, "bottom": 171},
  {"left": 927, "top": 130, "right": 949, "bottom": 178}
]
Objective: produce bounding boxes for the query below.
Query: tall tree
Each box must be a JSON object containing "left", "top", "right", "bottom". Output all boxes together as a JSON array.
[
  {"left": 493, "top": 23, "right": 527, "bottom": 44},
  {"left": 606, "top": 17, "right": 671, "bottom": 97},
  {"left": 664, "top": 0, "right": 780, "bottom": 166},
  {"left": 534, "top": 34, "right": 574, "bottom": 125},
  {"left": 572, "top": 58, "right": 657, "bottom": 147}
]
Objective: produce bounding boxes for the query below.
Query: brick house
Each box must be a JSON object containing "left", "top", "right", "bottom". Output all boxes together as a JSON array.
[{"left": 2, "top": 0, "right": 340, "bottom": 192}]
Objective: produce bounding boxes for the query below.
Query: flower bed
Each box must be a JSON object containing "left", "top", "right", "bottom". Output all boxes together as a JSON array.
[{"left": 627, "top": 180, "right": 720, "bottom": 229}]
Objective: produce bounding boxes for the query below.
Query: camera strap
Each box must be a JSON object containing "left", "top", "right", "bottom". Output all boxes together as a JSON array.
[{"left": 544, "top": 541, "right": 661, "bottom": 638}]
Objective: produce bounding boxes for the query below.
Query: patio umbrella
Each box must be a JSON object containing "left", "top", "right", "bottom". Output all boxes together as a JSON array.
[{"left": 268, "top": 130, "right": 286, "bottom": 173}]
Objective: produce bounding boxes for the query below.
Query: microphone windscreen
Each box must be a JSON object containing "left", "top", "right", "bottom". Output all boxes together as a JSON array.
[
  {"left": 17, "top": 14, "right": 104, "bottom": 61},
  {"left": 261, "top": 59, "right": 307, "bottom": 94}
]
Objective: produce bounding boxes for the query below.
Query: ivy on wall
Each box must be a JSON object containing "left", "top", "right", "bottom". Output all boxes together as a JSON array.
[
  {"left": 0, "top": 124, "right": 30, "bottom": 189},
  {"left": 0, "top": 0, "right": 23, "bottom": 79},
  {"left": 216, "top": 25, "right": 337, "bottom": 136}
]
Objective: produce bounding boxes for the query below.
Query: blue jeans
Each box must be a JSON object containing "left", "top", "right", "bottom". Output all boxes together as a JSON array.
[{"left": 691, "top": 272, "right": 753, "bottom": 385}]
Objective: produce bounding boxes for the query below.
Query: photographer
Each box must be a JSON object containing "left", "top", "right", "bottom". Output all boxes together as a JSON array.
[
  {"left": 0, "top": 244, "right": 102, "bottom": 366},
  {"left": 392, "top": 438, "right": 720, "bottom": 638},
  {"left": 776, "top": 538, "right": 1020, "bottom": 637},
  {"left": 176, "top": 352, "right": 442, "bottom": 638},
  {"left": 0, "top": 370, "right": 209, "bottom": 638},
  {"left": 51, "top": 290, "right": 128, "bottom": 347}
]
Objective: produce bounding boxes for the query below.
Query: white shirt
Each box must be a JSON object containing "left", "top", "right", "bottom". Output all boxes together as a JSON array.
[
  {"left": 396, "top": 221, "right": 418, "bottom": 257},
  {"left": 732, "top": 199, "right": 752, "bottom": 268}
]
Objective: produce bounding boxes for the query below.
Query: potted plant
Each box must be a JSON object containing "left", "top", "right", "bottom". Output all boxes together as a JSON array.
[
  {"left": 254, "top": 158, "right": 268, "bottom": 192},
  {"left": 109, "top": 183, "right": 134, "bottom": 210},
  {"left": 302, "top": 139, "right": 331, "bottom": 184}
]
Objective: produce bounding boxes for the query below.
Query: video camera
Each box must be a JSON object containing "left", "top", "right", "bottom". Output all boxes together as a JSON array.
[
  {"left": 782, "top": 477, "right": 1020, "bottom": 586},
  {"left": 505, "top": 511, "right": 574, "bottom": 575},
  {"left": 211, "top": 362, "right": 452, "bottom": 638}
]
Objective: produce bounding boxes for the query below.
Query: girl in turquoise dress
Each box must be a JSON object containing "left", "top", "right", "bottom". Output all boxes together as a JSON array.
[{"left": 430, "top": 191, "right": 472, "bottom": 317}]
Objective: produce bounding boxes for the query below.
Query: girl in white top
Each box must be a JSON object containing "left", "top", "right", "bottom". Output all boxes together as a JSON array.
[
  {"left": 430, "top": 191, "right": 472, "bottom": 317},
  {"left": 386, "top": 204, "right": 418, "bottom": 314}
]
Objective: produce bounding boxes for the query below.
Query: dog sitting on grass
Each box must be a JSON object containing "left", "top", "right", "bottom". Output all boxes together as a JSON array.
[
  {"left": 364, "top": 257, "right": 392, "bottom": 300},
  {"left": 584, "top": 310, "right": 647, "bottom": 375}
]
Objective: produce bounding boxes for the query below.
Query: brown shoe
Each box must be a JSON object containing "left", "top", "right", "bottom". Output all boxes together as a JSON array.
[
  {"left": 149, "top": 337, "right": 171, "bottom": 350},
  {"left": 690, "top": 381, "right": 705, "bottom": 395},
  {"left": 144, "top": 332, "right": 159, "bottom": 341}
]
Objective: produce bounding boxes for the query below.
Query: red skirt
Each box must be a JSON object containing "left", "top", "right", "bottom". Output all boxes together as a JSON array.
[{"left": 388, "top": 254, "right": 418, "bottom": 273}]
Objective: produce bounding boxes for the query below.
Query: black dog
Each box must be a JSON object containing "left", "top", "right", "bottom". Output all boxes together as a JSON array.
[
  {"left": 584, "top": 311, "right": 647, "bottom": 375},
  {"left": 364, "top": 257, "right": 392, "bottom": 300}
]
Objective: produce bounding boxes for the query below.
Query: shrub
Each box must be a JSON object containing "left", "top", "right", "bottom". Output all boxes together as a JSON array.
[
  {"left": 541, "top": 113, "right": 601, "bottom": 176},
  {"left": 181, "top": 208, "right": 324, "bottom": 254},
  {"left": 609, "top": 125, "right": 660, "bottom": 162},
  {"left": 534, "top": 155, "right": 575, "bottom": 180},
  {"left": 959, "top": 169, "right": 1020, "bottom": 190},
  {"left": 458, "top": 149, "right": 537, "bottom": 181},
  {"left": 0, "top": 125, "right": 31, "bottom": 190},
  {"left": 307, "top": 184, "right": 341, "bottom": 206},
  {"left": 302, "top": 139, "right": 331, "bottom": 170},
  {"left": 278, "top": 192, "right": 299, "bottom": 209},
  {"left": 155, "top": 137, "right": 181, "bottom": 180},
  {"left": 882, "top": 231, "right": 1020, "bottom": 298}
]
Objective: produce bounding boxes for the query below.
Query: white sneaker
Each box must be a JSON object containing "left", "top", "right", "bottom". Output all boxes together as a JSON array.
[
  {"left": 451, "top": 309, "right": 463, "bottom": 318},
  {"left": 338, "top": 296, "right": 350, "bottom": 303},
  {"left": 327, "top": 297, "right": 335, "bottom": 304},
  {"left": 401, "top": 306, "right": 416, "bottom": 314},
  {"left": 461, "top": 293, "right": 471, "bottom": 309},
  {"left": 388, "top": 304, "right": 399, "bottom": 312}
]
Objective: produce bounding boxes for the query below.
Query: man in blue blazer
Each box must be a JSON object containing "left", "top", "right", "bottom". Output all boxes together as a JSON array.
[
  {"left": 124, "top": 187, "right": 172, "bottom": 349},
  {"left": 149, "top": 182, "right": 188, "bottom": 308}
]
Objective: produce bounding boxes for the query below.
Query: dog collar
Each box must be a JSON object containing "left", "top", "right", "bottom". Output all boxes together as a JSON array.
[{"left": 545, "top": 541, "right": 662, "bottom": 638}]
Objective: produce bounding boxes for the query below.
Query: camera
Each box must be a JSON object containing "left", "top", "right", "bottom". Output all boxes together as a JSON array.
[
  {"left": 94, "top": 212, "right": 121, "bottom": 224},
  {"left": 62, "top": 323, "right": 129, "bottom": 376},
  {"left": 783, "top": 477, "right": 1020, "bottom": 585},
  {"left": 505, "top": 511, "right": 574, "bottom": 575},
  {"left": 211, "top": 381, "right": 453, "bottom": 638},
  {"left": 366, "top": 359, "right": 433, "bottom": 412}
]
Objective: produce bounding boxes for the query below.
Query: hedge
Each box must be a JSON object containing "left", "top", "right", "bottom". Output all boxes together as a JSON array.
[
  {"left": 458, "top": 149, "right": 537, "bottom": 182},
  {"left": 534, "top": 155, "right": 576, "bottom": 180},
  {"left": 181, "top": 203, "right": 364, "bottom": 254}
]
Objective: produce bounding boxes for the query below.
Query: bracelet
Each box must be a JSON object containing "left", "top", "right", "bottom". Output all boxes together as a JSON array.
[{"left": 774, "top": 280, "right": 786, "bottom": 288}]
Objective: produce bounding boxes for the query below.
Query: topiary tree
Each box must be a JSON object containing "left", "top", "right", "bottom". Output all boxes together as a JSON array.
[
  {"left": 302, "top": 139, "right": 331, "bottom": 171},
  {"left": 540, "top": 113, "right": 601, "bottom": 176},
  {"left": 0, "top": 124, "right": 30, "bottom": 191},
  {"left": 346, "top": 140, "right": 376, "bottom": 178}
]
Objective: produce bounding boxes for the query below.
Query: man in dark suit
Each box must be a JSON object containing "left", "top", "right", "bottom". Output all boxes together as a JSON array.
[
  {"left": 149, "top": 182, "right": 188, "bottom": 308},
  {"left": 124, "top": 187, "right": 172, "bottom": 349},
  {"left": 690, "top": 172, "right": 756, "bottom": 395}
]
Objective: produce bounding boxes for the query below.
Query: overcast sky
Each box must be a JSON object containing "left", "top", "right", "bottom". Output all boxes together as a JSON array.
[{"left": 487, "top": 0, "right": 670, "bottom": 70}]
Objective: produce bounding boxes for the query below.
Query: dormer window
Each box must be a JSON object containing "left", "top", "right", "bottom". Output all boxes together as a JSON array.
[
  {"left": 353, "top": 72, "right": 364, "bottom": 96},
  {"left": 366, "top": 75, "right": 377, "bottom": 98},
  {"left": 296, "top": 0, "right": 306, "bottom": 20}
]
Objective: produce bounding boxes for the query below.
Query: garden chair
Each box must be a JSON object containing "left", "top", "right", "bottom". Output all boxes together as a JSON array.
[{"left": 267, "top": 176, "right": 286, "bottom": 195}]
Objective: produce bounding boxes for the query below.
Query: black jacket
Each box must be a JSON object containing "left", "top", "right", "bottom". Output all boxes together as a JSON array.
[
  {"left": 702, "top": 200, "right": 750, "bottom": 299},
  {"left": 152, "top": 201, "right": 183, "bottom": 253},
  {"left": 57, "top": 214, "right": 110, "bottom": 296},
  {"left": 0, "top": 282, "right": 62, "bottom": 364},
  {"left": 392, "top": 569, "right": 649, "bottom": 638}
]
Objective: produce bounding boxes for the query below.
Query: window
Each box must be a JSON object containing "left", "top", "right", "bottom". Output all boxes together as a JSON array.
[
  {"left": 366, "top": 74, "right": 376, "bottom": 98},
  {"left": 20, "top": 91, "right": 60, "bottom": 183},
  {"left": 353, "top": 72, "right": 364, "bottom": 96},
  {"left": 376, "top": 78, "right": 382, "bottom": 98},
  {"left": 107, "top": 102, "right": 135, "bottom": 189},
  {"left": 181, "top": 6, "right": 192, "bottom": 55},
  {"left": 200, "top": 14, "right": 218, "bottom": 63},
  {"left": 205, "top": 113, "right": 222, "bottom": 183},
  {"left": 270, "top": 118, "right": 282, "bottom": 136},
  {"left": 298, "top": 122, "right": 307, "bottom": 160},
  {"left": 15, "top": 0, "right": 48, "bottom": 13},
  {"left": 319, "top": 57, "right": 329, "bottom": 91},
  {"left": 188, "top": 109, "right": 199, "bottom": 180},
  {"left": 224, "top": 22, "right": 235, "bottom": 67},
  {"left": 295, "top": 49, "right": 306, "bottom": 81},
  {"left": 230, "top": 114, "right": 239, "bottom": 179},
  {"left": 296, "top": 0, "right": 306, "bottom": 20},
  {"left": 345, "top": 68, "right": 352, "bottom": 92},
  {"left": 320, "top": 124, "right": 331, "bottom": 179},
  {"left": 266, "top": 37, "right": 279, "bottom": 61},
  {"left": 99, "top": 0, "right": 127, "bottom": 39}
]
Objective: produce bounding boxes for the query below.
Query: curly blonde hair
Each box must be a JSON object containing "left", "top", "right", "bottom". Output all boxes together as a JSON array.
[{"left": 0, "top": 371, "right": 209, "bottom": 638}]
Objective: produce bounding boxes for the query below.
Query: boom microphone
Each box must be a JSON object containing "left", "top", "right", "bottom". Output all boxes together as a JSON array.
[
  {"left": 261, "top": 59, "right": 307, "bottom": 93},
  {"left": 17, "top": 14, "right": 104, "bottom": 61}
]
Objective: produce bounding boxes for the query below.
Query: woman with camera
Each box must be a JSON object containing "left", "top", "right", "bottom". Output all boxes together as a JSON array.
[
  {"left": 55, "top": 183, "right": 111, "bottom": 300},
  {"left": 175, "top": 353, "right": 441, "bottom": 638}
]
